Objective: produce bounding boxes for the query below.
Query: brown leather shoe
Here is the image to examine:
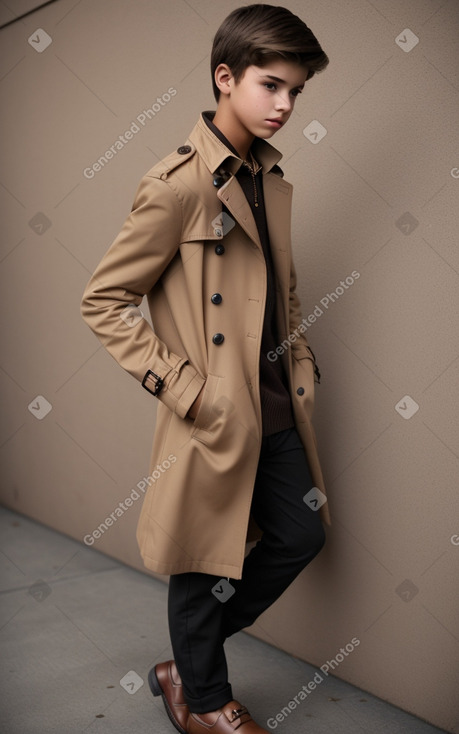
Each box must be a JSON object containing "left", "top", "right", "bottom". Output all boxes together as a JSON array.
[
  {"left": 187, "top": 699, "right": 269, "bottom": 733},
  {"left": 148, "top": 660, "right": 189, "bottom": 734}
]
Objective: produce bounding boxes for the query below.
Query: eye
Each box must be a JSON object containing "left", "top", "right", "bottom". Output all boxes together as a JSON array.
[
  {"left": 291, "top": 89, "right": 302, "bottom": 98},
  {"left": 264, "top": 82, "right": 277, "bottom": 91}
]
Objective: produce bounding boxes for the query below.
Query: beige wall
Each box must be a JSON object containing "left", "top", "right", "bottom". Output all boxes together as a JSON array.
[{"left": 1, "top": 0, "right": 458, "bottom": 731}]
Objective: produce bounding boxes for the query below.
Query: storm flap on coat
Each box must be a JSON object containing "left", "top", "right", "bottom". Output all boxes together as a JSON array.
[{"left": 81, "top": 111, "right": 330, "bottom": 580}]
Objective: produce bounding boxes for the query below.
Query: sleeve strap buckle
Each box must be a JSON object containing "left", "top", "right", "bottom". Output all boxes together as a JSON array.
[{"left": 142, "top": 369, "right": 164, "bottom": 396}]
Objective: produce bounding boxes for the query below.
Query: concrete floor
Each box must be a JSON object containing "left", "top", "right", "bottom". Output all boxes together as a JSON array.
[{"left": 0, "top": 506, "right": 447, "bottom": 734}]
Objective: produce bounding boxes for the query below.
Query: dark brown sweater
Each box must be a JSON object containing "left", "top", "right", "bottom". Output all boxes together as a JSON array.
[{"left": 203, "top": 112, "right": 295, "bottom": 436}]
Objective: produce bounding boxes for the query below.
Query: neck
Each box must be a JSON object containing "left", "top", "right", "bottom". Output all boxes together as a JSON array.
[{"left": 212, "top": 106, "right": 255, "bottom": 160}]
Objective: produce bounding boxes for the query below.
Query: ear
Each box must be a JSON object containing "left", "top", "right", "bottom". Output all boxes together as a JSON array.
[{"left": 214, "top": 63, "right": 233, "bottom": 97}]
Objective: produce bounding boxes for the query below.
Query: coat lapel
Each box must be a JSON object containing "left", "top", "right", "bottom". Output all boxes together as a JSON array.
[
  {"left": 216, "top": 169, "right": 293, "bottom": 341},
  {"left": 263, "top": 173, "right": 292, "bottom": 294},
  {"left": 217, "top": 176, "right": 261, "bottom": 249}
]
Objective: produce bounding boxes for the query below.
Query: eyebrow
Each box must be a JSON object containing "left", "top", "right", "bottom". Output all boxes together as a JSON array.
[{"left": 262, "top": 74, "right": 305, "bottom": 90}]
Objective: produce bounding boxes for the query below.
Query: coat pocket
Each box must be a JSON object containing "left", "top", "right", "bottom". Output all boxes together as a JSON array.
[{"left": 190, "top": 372, "right": 221, "bottom": 438}]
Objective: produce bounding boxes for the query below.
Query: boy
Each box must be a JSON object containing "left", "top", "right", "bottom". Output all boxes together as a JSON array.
[{"left": 81, "top": 4, "right": 329, "bottom": 732}]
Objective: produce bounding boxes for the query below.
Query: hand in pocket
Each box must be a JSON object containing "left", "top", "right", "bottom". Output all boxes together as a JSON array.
[{"left": 187, "top": 384, "right": 205, "bottom": 421}]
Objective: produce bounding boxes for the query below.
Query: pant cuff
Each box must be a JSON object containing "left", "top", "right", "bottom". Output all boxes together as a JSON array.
[{"left": 184, "top": 683, "right": 234, "bottom": 714}]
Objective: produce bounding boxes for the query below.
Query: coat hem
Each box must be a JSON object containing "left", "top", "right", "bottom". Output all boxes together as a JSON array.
[{"left": 140, "top": 553, "right": 244, "bottom": 580}]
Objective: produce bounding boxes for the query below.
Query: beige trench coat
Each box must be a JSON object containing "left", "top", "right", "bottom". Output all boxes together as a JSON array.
[{"left": 81, "top": 111, "right": 330, "bottom": 579}]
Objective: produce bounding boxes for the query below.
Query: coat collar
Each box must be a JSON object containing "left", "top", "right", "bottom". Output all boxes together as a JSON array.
[{"left": 188, "top": 111, "right": 283, "bottom": 176}]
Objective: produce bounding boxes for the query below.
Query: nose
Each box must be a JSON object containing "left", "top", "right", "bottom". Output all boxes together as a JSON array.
[{"left": 274, "top": 91, "right": 293, "bottom": 114}]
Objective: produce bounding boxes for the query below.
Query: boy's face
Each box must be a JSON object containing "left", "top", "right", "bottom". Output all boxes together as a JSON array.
[{"left": 219, "top": 59, "right": 308, "bottom": 141}]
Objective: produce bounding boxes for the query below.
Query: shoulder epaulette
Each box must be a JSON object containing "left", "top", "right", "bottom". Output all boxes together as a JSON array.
[{"left": 149, "top": 143, "right": 196, "bottom": 179}]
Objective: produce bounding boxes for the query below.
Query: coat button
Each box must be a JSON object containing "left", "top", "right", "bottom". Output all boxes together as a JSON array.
[
  {"left": 213, "top": 176, "right": 225, "bottom": 187},
  {"left": 297, "top": 387, "right": 305, "bottom": 395},
  {"left": 211, "top": 293, "right": 222, "bottom": 304},
  {"left": 212, "top": 333, "right": 224, "bottom": 345},
  {"left": 177, "top": 145, "right": 191, "bottom": 154},
  {"left": 215, "top": 244, "right": 225, "bottom": 255}
]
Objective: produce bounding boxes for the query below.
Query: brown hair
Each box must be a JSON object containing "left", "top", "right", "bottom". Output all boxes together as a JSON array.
[{"left": 210, "top": 4, "right": 329, "bottom": 102}]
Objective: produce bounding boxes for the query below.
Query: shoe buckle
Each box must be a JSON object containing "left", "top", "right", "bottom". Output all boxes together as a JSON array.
[{"left": 230, "top": 706, "right": 248, "bottom": 721}]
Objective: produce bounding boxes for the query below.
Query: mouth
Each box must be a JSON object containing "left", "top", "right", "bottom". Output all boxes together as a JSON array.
[{"left": 265, "top": 119, "right": 283, "bottom": 128}]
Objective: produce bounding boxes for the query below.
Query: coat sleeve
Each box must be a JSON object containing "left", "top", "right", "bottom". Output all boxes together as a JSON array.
[
  {"left": 288, "top": 258, "right": 321, "bottom": 383},
  {"left": 80, "top": 172, "right": 205, "bottom": 418}
]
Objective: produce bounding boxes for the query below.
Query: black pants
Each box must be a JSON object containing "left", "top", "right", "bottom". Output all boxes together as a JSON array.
[{"left": 167, "top": 427, "right": 326, "bottom": 713}]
